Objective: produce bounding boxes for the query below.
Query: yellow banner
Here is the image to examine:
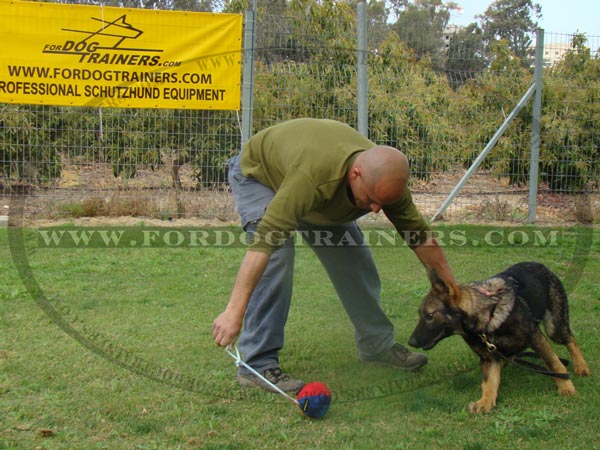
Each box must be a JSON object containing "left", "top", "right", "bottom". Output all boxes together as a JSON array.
[{"left": 0, "top": 1, "right": 242, "bottom": 109}]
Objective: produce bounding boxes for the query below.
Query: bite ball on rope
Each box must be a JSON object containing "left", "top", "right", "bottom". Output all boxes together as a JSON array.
[
  {"left": 296, "top": 381, "right": 331, "bottom": 419},
  {"left": 226, "top": 345, "right": 332, "bottom": 419}
]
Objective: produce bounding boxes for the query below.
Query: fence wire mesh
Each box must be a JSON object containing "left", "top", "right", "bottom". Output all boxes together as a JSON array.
[{"left": 1, "top": 4, "right": 598, "bottom": 226}]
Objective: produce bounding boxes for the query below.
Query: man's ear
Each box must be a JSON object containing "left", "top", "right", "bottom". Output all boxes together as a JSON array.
[
  {"left": 426, "top": 266, "right": 460, "bottom": 307},
  {"left": 349, "top": 166, "right": 361, "bottom": 181}
]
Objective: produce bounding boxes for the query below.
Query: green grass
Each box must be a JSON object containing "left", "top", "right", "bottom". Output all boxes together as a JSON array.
[{"left": 1, "top": 224, "right": 599, "bottom": 449}]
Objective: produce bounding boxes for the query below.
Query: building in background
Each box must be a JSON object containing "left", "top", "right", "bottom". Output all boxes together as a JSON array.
[
  {"left": 443, "top": 24, "right": 464, "bottom": 51},
  {"left": 542, "top": 41, "right": 572, "bottom": 66}
]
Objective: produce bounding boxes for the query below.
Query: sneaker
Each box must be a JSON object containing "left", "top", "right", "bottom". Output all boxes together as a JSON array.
[
  {"left": 235, "top": 367, "right": 305, "bottom": 394},
  {"left": 363, "top": 343, "right": 428, "bottom": 371}
]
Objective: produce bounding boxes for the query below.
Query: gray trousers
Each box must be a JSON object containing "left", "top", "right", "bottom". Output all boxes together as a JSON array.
[{"left": 227, "top": 155, "right": 395, "bottom": 373}]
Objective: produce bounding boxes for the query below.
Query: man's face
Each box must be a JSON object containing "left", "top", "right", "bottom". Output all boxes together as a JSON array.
[
  {"left": 348, "top": 168, "right": 406, "bottom": 213},
  {"left": 349, "top": 175, "right": 385, "bottom": 213}
]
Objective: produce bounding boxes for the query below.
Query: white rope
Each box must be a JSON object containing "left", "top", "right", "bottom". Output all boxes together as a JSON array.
[{"left": 225, "top": 345, "right": 299, "bottom": 405}]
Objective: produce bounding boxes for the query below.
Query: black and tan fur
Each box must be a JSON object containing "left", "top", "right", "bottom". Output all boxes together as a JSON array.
[{"left": 408, "top": 262, "right": 591, "bottom": 413}]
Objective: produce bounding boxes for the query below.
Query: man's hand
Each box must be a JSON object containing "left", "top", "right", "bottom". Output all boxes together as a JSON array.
[
  {"left": 412, "top": 236, "right": 457, "bottom": 286},
  {"left": 212, "top": 309, "right": 243, "bottom": 347}
]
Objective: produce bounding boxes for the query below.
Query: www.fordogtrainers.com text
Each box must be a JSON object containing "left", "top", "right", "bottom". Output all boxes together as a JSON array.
[{"left": 35, "top": 228, "right": 564, "bottom": 249}]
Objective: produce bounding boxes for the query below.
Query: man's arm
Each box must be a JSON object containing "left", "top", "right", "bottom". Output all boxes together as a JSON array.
[
  {"left": 412, "top": 236, "right": 457, "bottom": 286},
  {"left": 212, "top": 250, "right": 270, "bottom": 347}
]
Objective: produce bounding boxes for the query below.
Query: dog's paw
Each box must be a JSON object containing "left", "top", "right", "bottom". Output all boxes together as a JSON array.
[
  {"left": 557, "top": 380, "right": 577, "bottom": 396},
  {"left": 468, "top": 399, "right": 495, "bottom": 414},
  {"left": 575, "top": 366, "right": 591, "bottom": 377}
]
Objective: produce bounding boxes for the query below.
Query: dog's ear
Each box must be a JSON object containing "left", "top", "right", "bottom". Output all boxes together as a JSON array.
[
  {"left": 427, "top": 266, "right": 460, "bottom": 307},
  {"left": 427, "top": 267, "right": 446, "bottom": 291}
]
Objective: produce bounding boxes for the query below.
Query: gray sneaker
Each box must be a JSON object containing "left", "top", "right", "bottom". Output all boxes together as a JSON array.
[
  {"left": 235, "top": 367, "right": 305, "bottom": 394},
  {"left": 363, "top": 343, "right": 428, "bottom": 371}
]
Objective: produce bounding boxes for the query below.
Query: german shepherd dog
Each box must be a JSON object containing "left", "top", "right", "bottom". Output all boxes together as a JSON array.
[{"left": 409, "top": 262, "right": 591, "bottom": 413}]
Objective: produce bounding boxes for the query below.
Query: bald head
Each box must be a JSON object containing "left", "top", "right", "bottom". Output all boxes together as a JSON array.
[{"left": 347, "top": 146, "right": 410, "bottom": 212}]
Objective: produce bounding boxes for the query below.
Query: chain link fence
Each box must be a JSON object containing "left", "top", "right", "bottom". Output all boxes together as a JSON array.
[{"left": 1, "top": 3, "right": 598, "bottom": 225}]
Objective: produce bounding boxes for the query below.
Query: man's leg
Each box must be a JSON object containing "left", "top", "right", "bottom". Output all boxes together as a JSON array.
[
  {"left": 227, "top": 156, "right": 303, "bottom": 392},
  {"left": 301, "top": 221, "right": 427, "bottom": 370},
  {"left": 236, "top": 223, "right": 295, "bottom": 373}
]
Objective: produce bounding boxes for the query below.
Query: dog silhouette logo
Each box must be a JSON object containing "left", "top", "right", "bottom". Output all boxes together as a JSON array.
[
  {"left": 43, "top": 14, "right": 162, "bottom": 55},
  {"left": 62, "top": 15, "right": 144, "bottom": 50}
]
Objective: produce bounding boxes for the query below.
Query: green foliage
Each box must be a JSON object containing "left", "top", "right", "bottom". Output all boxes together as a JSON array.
[
  {"left": 477, "top": 0, "right": 541, "bottom": 67},
  {"left": 0, "top": 105, "right": 61, "bottom": 184},
  {"left": 188, "top": 117, "right": 239, "bottom": 188},
  {"left": 450, "top": 40, "right": 533, "bottom": 184},
  {"left": 368, "top": 34, "right": 453, "bottom": 180},
  {"left": 391, "top": 0, "right": 457, "bottom": 70},
  {"left": 248, "top": 2, "right": 597, "bottom": 193},
  {"left": 540, "top": 34, "right": 600, "bottom": 191},
  {"left": 446, "top": 23, "right": 489, "bottom": 89}
]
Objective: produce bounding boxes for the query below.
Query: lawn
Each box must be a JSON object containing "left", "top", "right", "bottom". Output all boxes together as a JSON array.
[{"left": 1, "top": 224, "right": 599, "bottom": 449}]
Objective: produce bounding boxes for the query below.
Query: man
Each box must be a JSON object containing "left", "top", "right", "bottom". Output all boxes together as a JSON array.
[{"left": 212, "top": 118, "right": 455, "bottom": 393}]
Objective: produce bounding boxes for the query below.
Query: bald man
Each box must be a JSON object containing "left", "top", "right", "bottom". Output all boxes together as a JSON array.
[{"left": 213, "top": 118, "right": 455, "bottom": 393}]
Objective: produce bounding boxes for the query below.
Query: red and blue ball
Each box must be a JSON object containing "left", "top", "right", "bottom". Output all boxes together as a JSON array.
[{"left": 296, "top": 382, "right": 331, "bottom": 419}]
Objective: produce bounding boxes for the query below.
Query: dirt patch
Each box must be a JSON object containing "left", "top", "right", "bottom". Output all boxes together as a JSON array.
[{"left": 2, "top": 162, "right": 598, "bottom": 227}]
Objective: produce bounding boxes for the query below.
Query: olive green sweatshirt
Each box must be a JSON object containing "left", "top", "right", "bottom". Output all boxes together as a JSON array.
[{"left": 240, "top": 118, "right": 431, "bottom": 253}]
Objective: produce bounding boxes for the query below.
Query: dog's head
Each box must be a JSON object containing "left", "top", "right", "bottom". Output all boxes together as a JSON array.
[{"left": 408, "top": 267, "right": 462, "bottom": 350}]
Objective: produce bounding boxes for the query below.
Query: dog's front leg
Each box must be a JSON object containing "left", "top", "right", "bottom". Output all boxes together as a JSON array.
[
  {"left": 468, "top": 359, "right": 502, "bottom": 414},
  {"left": 566, "top": 336, "right": 591, "bottom": 377}
]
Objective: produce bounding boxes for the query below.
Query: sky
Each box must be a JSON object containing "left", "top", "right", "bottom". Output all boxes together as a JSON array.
[{"left": 449, "top": 0, "right": 599, "bottom": 36}]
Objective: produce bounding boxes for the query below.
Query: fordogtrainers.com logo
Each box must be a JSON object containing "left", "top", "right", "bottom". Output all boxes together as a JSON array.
[
  {"left": 1, "top": 2, "right": 241, "bottom": 109},
  {"left": 41, "top": 14, "right": 172, "bottom": 67}
]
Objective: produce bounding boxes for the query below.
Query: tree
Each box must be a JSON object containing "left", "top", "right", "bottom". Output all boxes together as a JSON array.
[
  {"left": 391, "top": 0, "right": 459, "bottom": 70},
  {"left": 446, "top": 23, "right": 488, "bottom": 89},
  {"left": 477, "top": 0, "right": 541, "bottom": 67},
  {"left": 386, "top": 0, "right": 408, "bottom": 18},
  {"left": 347, "top": 0, "right": 393, "bottom": 51}
]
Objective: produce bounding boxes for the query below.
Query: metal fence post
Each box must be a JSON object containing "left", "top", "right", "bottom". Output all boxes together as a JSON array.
[
  {"left": 431, "top": 84, "right": 537, "bottom": 222},
  {"left": 241, "top": 4, "right": 256, "bottom": 148},
  {"left": 357, "top": 1, "right": 368, "bottom": 137},
  {"left": 528, "top": 28, "right": 544, "bottom": 224}
]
